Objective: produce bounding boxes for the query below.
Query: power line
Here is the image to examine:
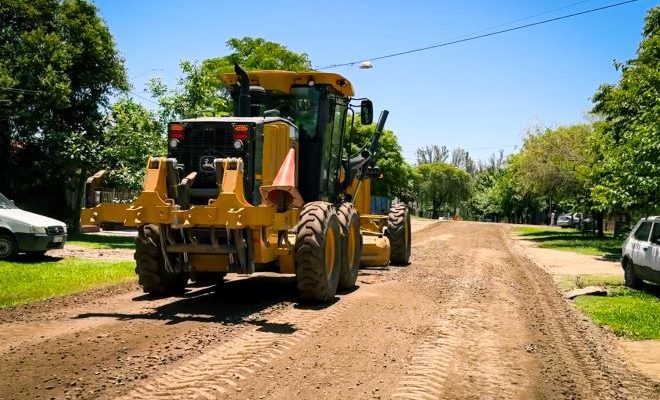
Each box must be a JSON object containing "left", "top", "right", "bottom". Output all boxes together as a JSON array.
[
  {"left": 403, "top": 144, "right": 518, "bottom": 155},
  {"left": 130, "top": 68, "right": 166, "bottom": 80},
  {"left": 317, "top": 0, "right": 639, "bottom": 70},
  {"left": 129, "top": 91, "right": 159, "bottom": 105},
  {"left": 444, "top": 0, "right": 597, "bottom": 42}
]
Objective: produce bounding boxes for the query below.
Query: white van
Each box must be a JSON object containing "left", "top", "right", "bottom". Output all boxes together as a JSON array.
[
  {"left": 0, "top": 192, "right": 67, "bottom": 259},
  {"left": 621, "top": 216, "right": 660, "bottom": 287}
]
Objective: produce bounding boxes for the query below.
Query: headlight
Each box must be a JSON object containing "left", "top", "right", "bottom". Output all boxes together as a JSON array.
[
  {"left": 30, "top": 226, "right": 47, "bottom": 235},
  {"left": 62, "top": 225, "right": 67, "bottom": 234}
]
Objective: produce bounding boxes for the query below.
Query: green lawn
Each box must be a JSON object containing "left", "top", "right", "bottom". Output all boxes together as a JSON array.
[
  {"left": 67, "top": 232, "right": 135, "bottom": 249},
  {"left": 514, "top": 226, "right": 621, "bottom": 259},
  {"left": 575, "top": 288, "right": 660, "bottom": 340},
  {"left": 0, "top": 258, "right": 135, "bottom": 308}
]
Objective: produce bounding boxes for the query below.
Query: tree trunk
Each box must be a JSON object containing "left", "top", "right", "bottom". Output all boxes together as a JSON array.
[
  {"left": 0, "top": 119, "right": 11, "bottom": 187},
  {"left": 595, "top": 211, "right": 605, "bottom": 238}
]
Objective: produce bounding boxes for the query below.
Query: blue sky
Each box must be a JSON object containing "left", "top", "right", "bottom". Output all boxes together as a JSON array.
[{"left": 94, "top": 0, "right": 654, "bottom": 163}]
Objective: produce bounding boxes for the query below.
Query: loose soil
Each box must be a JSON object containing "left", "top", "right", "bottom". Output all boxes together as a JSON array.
[
  {"left": 513, "top": 226, "right": 660, "bottom": 385},
  {"left": 1, "top": 221, "right": 658, "bottom": 399}
]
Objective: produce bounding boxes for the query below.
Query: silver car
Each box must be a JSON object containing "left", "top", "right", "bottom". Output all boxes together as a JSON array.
[{"left": 621, "top": 216, "right": 660, "bottom": 287}]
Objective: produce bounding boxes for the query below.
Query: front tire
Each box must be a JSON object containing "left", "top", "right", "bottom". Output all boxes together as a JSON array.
[
  {"left": 0, "top": 232, "right": 18, "bottom": 260},
  {"left": 387, "top": 203, "right": 411, "bottom": 265},
  {"left": 134, "top": 224, "right": 188, "bottom": 295},
  {"left": 623, "top": 258, "right": 640, "bottom": 289},
  {"left": 295, "top": 202, "right": 341, "bottom": 303},
  {"left": 337, "top": 202, "right": 362, "bottom": 291}
]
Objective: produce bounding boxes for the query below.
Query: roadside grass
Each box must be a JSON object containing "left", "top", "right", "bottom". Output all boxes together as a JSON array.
[
  {"left": 514, "top": 226, "right": 621, "bottom": 259},
  {"left": 0, "top": 257, "right": 135, "bottom": 308},
  {"left": 575, "top": 287, "right": 660, "bottom": 340},
  {"left": 559, "top": 274, "right": 625, "bottom": 291},
  {"left": 67, "top": 232, "right": 135, "bottom": 249},
  {"left": 558, "top": 275, "right": 660, "bottom": 340}
]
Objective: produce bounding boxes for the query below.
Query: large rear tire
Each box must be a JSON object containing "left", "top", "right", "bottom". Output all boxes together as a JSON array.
[
  {"left": 134, "top": 224, "right": 188, "bottom": 295},
  {"left": 295, "top": 202, "right": 341, "bottom": 303},
  {"left": 387, "top": 203, "right": 411, "bottom": 265},
  {"left": 337, "top": 202, "right": 362, "bottom": 291}
]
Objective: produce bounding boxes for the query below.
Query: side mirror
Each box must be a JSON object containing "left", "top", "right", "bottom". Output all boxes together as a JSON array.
[{"left": 360, "top": 100, "right": 373, "bottom": 125}]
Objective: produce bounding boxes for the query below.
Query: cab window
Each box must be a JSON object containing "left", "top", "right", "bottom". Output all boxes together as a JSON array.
[
  {"left": 651, "top": 223, "right": 660, "bottom": 245},
  {"left": 634, "top": 222, "right": 653, "bottom": 241}
]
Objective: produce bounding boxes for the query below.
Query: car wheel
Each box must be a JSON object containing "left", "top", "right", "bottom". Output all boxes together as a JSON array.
[
  {"left": 623, "top": 258, "right": 640, "bottom": 289},
  {"left": 0, "top": 232, "right": 18, "bottom": 259}
]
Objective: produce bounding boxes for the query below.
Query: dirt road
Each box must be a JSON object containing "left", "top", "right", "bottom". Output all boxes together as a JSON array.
[{"left": 1, "top": 222, "right": 658, "bottom": 399}]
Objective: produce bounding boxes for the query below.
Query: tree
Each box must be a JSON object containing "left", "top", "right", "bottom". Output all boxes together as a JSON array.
[
  {"left": 512, "top": 124, "right": 593, "bottom": 217},
  {"left": 148, "top": 37, "right": 311, "bottom": 122},
  {"left": 101, "top": 97, "right": 165, "bottom": 189},
  {"left": 590, "top": 6, "right": 660, "bottom": 216},
  {"left": 0, "top": 0, "right": 128, "bottom": 224},
  {"left": 450, "top": 147, "right": 476, "bottom": 175},
  {"left": 344, "top": 115, "right": 413, "bottom": 199},
  {"left": 416, "top": 145, "right": 449, "bottom": 164},
  {"left": 414, "top": 162, "right": 472, "bottom": 219}
]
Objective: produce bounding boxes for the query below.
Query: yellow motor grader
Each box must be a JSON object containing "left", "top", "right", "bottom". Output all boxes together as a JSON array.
[{"left": 81, "top": 64, "right": 411, "bottom": 302}]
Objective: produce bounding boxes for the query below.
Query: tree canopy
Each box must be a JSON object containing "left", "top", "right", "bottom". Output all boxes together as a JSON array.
[
  {"left": 344, "top": 115, "right": 413, "bottom": 199},
  {"left": 101, "top": 98, "right": 165, "bottom": 189},
  {"left": 0, "top": 0, "right": 127, "bottom": 222},
  {"left": 414, "top": 162, "right": 472, "bottom": 219},
  {"left": 590, "top": 6, "right": 660, "bottom": 215},
  {"left": 148, "top": 37, "right": 312, "bottom": 122}
]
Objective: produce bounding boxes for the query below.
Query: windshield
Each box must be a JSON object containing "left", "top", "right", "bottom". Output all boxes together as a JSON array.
[
  {"left": 0, "top": 193, "right": 17, "bottom": 209},
  {"left": 262, "top": 87, "right": 319, "bottom": 139}
]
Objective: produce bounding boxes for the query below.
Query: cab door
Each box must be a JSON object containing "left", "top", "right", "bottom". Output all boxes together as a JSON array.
[
  {"left": 631, "top": 221, "right": 653, "bottom": 267},
  {"left": 644, "top": 222, "right": 660, "bottom": 272}
]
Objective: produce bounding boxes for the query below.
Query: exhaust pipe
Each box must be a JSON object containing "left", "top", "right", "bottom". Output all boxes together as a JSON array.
[{"left": 234, "top": 63, "right": 251, "bottom": 117}]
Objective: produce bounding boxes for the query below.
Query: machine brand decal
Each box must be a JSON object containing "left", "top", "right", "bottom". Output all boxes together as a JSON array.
[{"left": 199, "top": 156, "right": 215, "bottom": 172}]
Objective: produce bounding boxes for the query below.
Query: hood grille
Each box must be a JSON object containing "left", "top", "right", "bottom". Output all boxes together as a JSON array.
[{"left": 47, "top": 226, "right": 65, "bottom": 235}]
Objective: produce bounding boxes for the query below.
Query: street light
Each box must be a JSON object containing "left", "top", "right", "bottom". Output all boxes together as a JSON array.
[{"left": 359, "top": 61, "right": 373, "bottom": 69}]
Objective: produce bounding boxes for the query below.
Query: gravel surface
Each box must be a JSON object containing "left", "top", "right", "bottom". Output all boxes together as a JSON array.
[{"left": 0, "top": 221, "right": 658, "bottom": 399}]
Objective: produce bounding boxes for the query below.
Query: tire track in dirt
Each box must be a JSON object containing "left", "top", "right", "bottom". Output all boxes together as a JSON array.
[
  {"left": 116, "top": 290, "right": 372, "bottom": 400},
  {"left": 391, "top": 315, "right": 464, "bottom": 400},
  {"left": 501, "top": 226, "right": 660, "bottom": 399},
  {"left": 392, "top": 224, "right": 534, "bottom": 399}
]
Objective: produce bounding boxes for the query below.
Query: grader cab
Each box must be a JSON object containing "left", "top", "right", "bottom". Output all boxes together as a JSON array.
[{"left": 81, "top": 64, "right": 411, "bottom": 302}]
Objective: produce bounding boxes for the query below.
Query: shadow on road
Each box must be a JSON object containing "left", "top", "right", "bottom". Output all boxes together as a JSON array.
[
  {"left": 74, "top": 275, "right": 300, "bottom": 325},
  {"left": 7, "top": 254, "right": 64, "bottom": 263},
  {"left": 74, "top": 274, "right": 348, "bottom": 326},
  {"left": 639, "top": 281, "right": 660, "bottom": 298}
]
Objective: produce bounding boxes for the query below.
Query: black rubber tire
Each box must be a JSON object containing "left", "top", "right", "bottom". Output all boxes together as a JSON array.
[
  {"left": 0, "top": 232, "right": 18, "bottom": 260},
  {"left": 134, "top": 224, "right": 188, "bottom": 295},
  {"left": 336, "top": 202, "right": 362, "bottom": 291},
  {"left": 623, "top": 258, "right": 640, "bottom": 289},
  {"left": 295, "top": 202, "right": 342, "bottom": 303},
  {"left": 387, "top": 203, "right": 411, "bottom": 266}
]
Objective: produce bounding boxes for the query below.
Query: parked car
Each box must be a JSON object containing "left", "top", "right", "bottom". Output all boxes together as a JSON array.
[
  {"left": 0, "top": 192, "right": 67, "bottom": 259},
  {"left": 557, "top": 213, "right": 574, "bottom": 228},
  {"left": 621, "top": 216, "right": 660, "bottom": 287},
  {"left": 557, "top": 212, "right": 592, "bottom": 229}
]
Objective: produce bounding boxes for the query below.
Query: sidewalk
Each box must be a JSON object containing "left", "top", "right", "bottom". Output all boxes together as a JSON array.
[{"left": 511, "top": 235, "right": 622, "bottom": 279}]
